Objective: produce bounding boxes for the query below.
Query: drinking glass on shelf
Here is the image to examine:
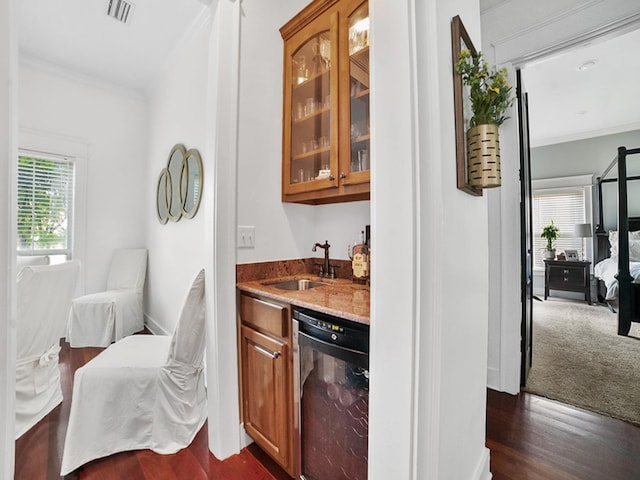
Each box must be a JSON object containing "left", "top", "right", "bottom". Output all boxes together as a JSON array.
[
  {"left": 358, "top": 149, "right": 369, "bottom": 170},
  {"left": 296, "top": 55, "right": 308, "bottom": 84}
]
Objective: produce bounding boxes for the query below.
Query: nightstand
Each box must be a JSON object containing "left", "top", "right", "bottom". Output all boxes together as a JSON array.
[{"left": 544, "top": 260, "right": 591, "bottom": 304}]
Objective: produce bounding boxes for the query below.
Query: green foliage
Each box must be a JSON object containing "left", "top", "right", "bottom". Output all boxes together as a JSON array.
[
  {"left": 17, "top": 155, "right": 70, "bottom": 251},
  {"left": 456, "top": 50, "right": 515, "bottom": 127},
  {"left": 541, "top": 220, "right": 560, "bottom": 251}
]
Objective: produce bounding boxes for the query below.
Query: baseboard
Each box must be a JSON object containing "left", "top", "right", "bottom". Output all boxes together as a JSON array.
[
  {"left": 487, "top": 367, "right": 501, "bottom": 391},
  {"left": 144, "top": 313, "right": 169, "bottom": 336},
  {"left": 239, "top": 423, "right": 253, "bottom": 449},
  {"left": 473, "top": 447, "right": 492, "bottom": 480}
]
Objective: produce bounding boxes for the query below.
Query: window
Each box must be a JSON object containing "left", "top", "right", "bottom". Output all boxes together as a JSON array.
[
  {"left": 532, "top": 177, "right": 591, "bottom": 270},
  {"left": 17, "top": 152, "right": 75, "bottom": 258}
]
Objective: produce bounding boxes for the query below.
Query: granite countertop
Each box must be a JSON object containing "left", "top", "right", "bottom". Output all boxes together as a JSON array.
[{"left": 237, "top": 273, "right": 370, "bottom": 325}]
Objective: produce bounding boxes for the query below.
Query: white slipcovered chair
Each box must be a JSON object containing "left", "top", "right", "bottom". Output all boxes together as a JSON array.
[
  {"left": 60, "top": 269, "right": 207, "bottom": 475},
  {"left": 15, "top": 260, "right": 80, "bottom": 439},
  {"left": 67, "top": 248, "right": 147, "bottom": 347},
  {"left": 16, "top": 254, "right": 50, "bottom": 274}
]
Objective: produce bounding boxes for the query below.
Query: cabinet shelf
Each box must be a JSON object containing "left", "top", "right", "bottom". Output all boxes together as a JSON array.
[
  {"left": 351, "top": 89, "right": 370, "bottom": 101},
  {"left": 292, "top": 147, "right": 330, "bottom": 161},
  {"left": 292, "top": 107, "right": 329, "bottom": 125},
  {"left": 351, "top": 134, "right": 370, "bottom": 144},
  {"left": 292, "top": 69, "right": 329, "bottom": 92}
]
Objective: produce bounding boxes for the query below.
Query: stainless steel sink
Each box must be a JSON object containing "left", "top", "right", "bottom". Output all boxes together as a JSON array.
[{"left": 265, "top": 279, "right": 328, "bottom": 291}]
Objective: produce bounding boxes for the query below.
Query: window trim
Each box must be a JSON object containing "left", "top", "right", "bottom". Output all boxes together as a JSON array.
[
  {"left": 19, "top": 128, "right": 88, "bottom": 291},
  {"left": 532, "top": 175, "right": 593, "bottom": 271}
]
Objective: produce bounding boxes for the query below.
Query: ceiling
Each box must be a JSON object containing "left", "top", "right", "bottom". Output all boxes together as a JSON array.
[
  {"left": 17, "top": 0, "right": 208, "bottom": 94},
  {"left": 17, "top": 0, "right": 640, "bottom": 146},
  {"left": 520, "top": 27, "right": 640, "bottom": 147},
  {"left": 479, "top": 0, "right": 640, "bottom": 147}
]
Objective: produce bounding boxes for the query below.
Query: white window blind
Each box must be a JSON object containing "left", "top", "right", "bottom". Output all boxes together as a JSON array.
[
  {"left": 532, "top": 189, "right": 585, "bottom": 269},
  {"left": 17, "top": 153, "right": 75, "bottom": 256}
]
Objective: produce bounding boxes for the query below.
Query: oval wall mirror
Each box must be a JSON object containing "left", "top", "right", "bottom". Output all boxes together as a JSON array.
[
  {"left": 181, "top": 148, "right": 203, "bottom": 219},
  {"left": 156, "top": 168, "right": 171, "bottom": 224},
  {"left": 157, "top": 143, "right": 203, "bottom": 224},
  {"left": 166, "top": 144, "right": 187, "bottom": 222}
]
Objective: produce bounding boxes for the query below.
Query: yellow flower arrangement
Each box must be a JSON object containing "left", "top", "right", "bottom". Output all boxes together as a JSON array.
[{"left": 456, "top": 49, "right": 515, "bottom": 127}]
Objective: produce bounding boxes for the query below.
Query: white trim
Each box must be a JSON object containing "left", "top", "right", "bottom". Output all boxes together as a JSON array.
[
  {"left": 491, "top": 0, "right": 603, "bottom": 48},
  {"left": 206, "top": 0, "right": 241, "bottom": 460},
  {"left": 412, "top": 0, "right": 441, "bottom": 477},
  {"left": 368, "top": 0, "right": 419, "bottom": 478},
  {"left": 530, "top": 121, "right": 640, "bottom": 148},
  {"left": 19, "top": 55, "right": 146, "bottom": 101},
  {"left": 18, "top": 128, "right": 89, "bottom": 295},
  {"left": 1, "top": 0, "right": 18, "bottom": 475},
  {"left": 532, "top": 174, "right": 593, "bottom": 190},
  {"left": 143, "top": 313, "right": 170, "bottom": 336},
  {"left": 472, "top": 447, "right": 493, "bottom": 480}
]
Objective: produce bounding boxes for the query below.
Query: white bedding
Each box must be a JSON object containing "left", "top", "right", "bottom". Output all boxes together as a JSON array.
[{"left": 594, "top": 257, "right": 640, "bottom": 301}]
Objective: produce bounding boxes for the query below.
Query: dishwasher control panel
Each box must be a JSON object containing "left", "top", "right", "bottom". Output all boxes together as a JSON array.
[{"left": 293, "top": 307, "right": 369, "bottom": 353}]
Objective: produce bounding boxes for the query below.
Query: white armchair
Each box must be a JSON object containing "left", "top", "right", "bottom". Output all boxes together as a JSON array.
[
  {"left": 15, "top": 260, "right": 80, "bottom": 439},
  {"left": 60, "top": 270, "right": 206, "bottom": 475},
  {"left": 67, "top": 248, "right": 147, "bottom": 347}
]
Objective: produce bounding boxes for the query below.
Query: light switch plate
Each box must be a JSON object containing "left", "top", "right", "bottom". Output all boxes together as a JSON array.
[{"left": 238, "top": 226, "right": 256, "bottom": 248}]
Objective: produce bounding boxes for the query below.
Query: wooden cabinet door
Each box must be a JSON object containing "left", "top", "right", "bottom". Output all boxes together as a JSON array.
[
  {"left": 339, "top": 0, "right": 370, "bottom": 187},
  {"left": 240, "top": 325, "right": 292, "bottom": 473},
  {"left": 282, "top": 8, "right": 339, "bottom": 197}
]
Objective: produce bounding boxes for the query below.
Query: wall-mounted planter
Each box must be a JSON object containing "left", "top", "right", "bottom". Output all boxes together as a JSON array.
[{"left": 466, "top": 124, "right": 501, "bottom": 188}]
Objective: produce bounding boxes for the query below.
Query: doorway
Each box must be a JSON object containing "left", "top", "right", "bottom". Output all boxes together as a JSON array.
[{"left": 518, "top": 27, "right": 640, "bottom": 389}]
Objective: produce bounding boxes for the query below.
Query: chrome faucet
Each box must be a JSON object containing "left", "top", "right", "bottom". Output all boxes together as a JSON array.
[{"left": 312, "top": 240, "right": 334, "bottom": 278}]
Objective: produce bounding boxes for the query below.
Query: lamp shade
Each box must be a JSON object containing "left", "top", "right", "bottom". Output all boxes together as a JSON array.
[{"left": 574, "top": 223, "right": 592, "bottom": 238}]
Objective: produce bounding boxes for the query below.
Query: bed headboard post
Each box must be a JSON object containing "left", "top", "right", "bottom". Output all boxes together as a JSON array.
[{"left": 595, "top": 176, "right": 605, "bottom": 234}]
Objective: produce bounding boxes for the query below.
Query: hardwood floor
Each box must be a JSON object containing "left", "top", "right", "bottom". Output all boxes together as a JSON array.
[
  {"left": 15, "top": 339, "right": 291, "bottom": 480},
  {"left": 487, "top": 389, "right": 640, "bottom": 480},
  {"left": 15, "top": 340, "right": 640, "bottom": 479}
]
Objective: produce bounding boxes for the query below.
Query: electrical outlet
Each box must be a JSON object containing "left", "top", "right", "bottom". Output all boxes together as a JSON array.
[{"left": 238, "top": 226, "right": 256, "bottom": 248}]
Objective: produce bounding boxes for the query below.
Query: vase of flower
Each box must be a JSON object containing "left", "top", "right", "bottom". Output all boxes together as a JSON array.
[{"left": 456, "top": 50, "right": 515, "bottom": 188}]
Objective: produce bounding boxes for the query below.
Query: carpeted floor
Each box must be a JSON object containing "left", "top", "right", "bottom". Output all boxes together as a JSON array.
[{"left": 524, "top": 298, "right": 640, "bottom": 426}]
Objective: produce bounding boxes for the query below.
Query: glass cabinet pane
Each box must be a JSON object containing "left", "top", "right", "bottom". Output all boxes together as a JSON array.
[
  {"left": 290, "top": 32, "right": 332, "bottom": 186},
  {"left": 348, "top": 4, "right": 370, "bottom": 175}
]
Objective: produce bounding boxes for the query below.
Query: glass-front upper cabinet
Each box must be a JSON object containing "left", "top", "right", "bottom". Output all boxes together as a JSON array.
[
  {"left": 342, "top": 0, "right": 370, "bottom": 186},
  {"left": 281, "top": 0, "right": 370, "bottom": 205}
]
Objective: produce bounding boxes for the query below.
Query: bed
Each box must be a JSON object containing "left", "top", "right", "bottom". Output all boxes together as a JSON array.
[{"left": 594, "top": 146, "right": 640, "bottom": 336}]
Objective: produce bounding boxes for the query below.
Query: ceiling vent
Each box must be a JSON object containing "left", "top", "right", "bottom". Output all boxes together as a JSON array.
[{"left": 106, "top": 0, "right": 135, "bottom": 25}]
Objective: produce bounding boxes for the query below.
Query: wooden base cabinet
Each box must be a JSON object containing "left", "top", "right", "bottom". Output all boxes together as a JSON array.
[
  {"left": 238, "top": 294, "right": 295, "bottom": 477},
  {"left": 280, "top": 0, "right": 370, "bottom": 204}
]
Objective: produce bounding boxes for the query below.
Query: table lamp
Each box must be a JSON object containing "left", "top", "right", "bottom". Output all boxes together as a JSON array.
[{"left": 574, "top": 223, "right": 592, "bottom": 260}]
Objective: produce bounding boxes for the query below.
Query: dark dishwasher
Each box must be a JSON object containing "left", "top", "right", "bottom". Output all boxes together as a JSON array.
[{"left": 293, "top": 307, "right": 369, "bottom": 480}]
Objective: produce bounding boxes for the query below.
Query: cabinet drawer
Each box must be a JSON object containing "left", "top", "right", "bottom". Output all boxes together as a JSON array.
[
  {"left": 240, "top": 294, "right": 287, "bottom": 337},
  {"left": 549, "top": 266, "right": 583, "bottom": 287}
]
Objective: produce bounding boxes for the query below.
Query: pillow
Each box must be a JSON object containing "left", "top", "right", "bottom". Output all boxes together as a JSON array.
[
  {"left": 631, "top": 239, "right": 640, "bottom": 262},
  {"left": 608, "top": 230, "right": 640, "bottom": 258}
]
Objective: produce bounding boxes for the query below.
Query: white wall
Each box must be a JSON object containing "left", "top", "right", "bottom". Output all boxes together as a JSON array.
[
  {"left": 413, "top": 0, "right": 491, "bottom": 477},
  {"left": 145, "top": 13, "right": 211, "bottom": 335},
  {"left": 235, "top": 0, "right": 370, "bottom": 266},
  {"left": 531, "top": 130, "right": 640, "bottom": 231},
  {"left": 18, "top": 63, "right": 148, "bottom": 295}
]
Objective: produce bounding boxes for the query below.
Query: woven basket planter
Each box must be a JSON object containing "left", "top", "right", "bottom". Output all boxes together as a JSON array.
[{"left": 466, "top": 124, "right": 501, "bottom": 188}]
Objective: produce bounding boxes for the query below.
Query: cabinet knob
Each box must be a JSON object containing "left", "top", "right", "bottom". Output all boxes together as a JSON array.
[
  {"left": 339, "top": 172, "right": 346, "bottom": 179},
  {"left": 329, "top": 175, "right": 335, "bottom": 181}
]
